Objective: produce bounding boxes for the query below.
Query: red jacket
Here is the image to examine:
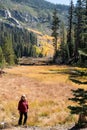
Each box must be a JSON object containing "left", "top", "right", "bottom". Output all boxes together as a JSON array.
[{"left": 18, "top": 99, "right": 28, "bottom": 113}]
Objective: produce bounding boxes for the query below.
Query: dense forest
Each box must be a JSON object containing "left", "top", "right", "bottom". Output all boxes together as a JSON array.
[
  {"left": 0, "top": 23, "right": 37, "bottom": 67},
  {"left": 52, "top": 0, "right": 87, "bottom": 67},
  {"left": 0, "top": 0, "right": 87, "bottom": 68}
]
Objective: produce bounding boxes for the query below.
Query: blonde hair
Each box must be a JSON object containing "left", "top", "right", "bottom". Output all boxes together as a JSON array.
[{"left": 21, "top": 94, "right": 26, "bottom": 100}]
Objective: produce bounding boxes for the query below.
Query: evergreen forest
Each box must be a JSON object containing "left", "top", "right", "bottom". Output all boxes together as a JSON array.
[
  {"left": 0, "top": 0, "right": 87, "bottom": 68},
  {"left": 0, "top": 23, "right": 37, "bottom": 67},
  {"left": 52, "top": 0, "right": 87, "bottom": 67}
]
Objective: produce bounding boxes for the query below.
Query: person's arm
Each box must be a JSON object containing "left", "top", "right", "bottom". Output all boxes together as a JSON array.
[
  {"left": 26, "top": 101, "right": 29, "bottom": 110},
  {"left": 18, "top": 101, "right": 20, "bottom": 111}
]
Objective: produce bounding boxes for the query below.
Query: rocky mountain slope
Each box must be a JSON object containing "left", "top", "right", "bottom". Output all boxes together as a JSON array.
[
  {"left": 0, "top": 0, "right": 68, "bottom": 58},
  {"left": 0, "top": 0, "right": 68, "bottom": 34}
]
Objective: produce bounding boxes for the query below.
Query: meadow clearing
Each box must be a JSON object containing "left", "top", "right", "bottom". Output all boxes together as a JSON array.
[{"left": 0, "top": 65, "right": 87, "bottom": 127}]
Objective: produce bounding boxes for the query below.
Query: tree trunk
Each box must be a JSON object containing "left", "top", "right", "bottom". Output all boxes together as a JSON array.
[{"left": 78, "top": 113, "right": 86, "bottom": 124}]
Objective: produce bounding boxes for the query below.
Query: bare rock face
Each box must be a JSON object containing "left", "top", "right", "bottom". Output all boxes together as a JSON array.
[
  {"left": 0, "top": 9, "right": 11, "bottom": 18},
  {"left": 0, "top": 9, "right": 5, "bottom": 17},
  {"left": 0, "top": 0, "right": 68, "bottom": 34},
  {"left": 0, "top": 8, "right": 51, "bottom": 33}
]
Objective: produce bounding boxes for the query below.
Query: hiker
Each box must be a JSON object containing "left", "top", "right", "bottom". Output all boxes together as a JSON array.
[{"left": 18, "top": 95, "right": 28, "bottom": 125}]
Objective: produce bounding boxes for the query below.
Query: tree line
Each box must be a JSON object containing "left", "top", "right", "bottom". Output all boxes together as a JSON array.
[
  {"left": 52, "top": 0, "right": 87, "bottom": 67},
  {"left": 11, "top": 0, "right": 69, "bottom": 11},
  {"left": 0, "top": 23, "right": 37, "bottom": 67},
  {"left": 0, "top": 0, "right": 87, "bottom": 68}
]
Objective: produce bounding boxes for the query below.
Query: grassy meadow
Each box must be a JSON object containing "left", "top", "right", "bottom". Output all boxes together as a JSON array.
[{"left": 0, "top": 65, "right": 87, "bottom": 126}]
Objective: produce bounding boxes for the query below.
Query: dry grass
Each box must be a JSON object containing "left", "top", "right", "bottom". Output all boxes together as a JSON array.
[{"left": 0, "top": 65, "right": 87, "bottom": 126}]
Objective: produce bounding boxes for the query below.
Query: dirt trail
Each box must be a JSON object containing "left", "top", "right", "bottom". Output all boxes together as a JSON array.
[
  {"left": 3, "top": 125, "right": 72, "bottom": 130},
  {"left": 4, "top": 125, "right": 87, "bottom": 130}
]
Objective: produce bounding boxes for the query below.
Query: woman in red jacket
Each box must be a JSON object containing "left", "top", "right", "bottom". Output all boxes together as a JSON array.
[{"left": 18, "top": 95, "right": 28, "bottom": 125}]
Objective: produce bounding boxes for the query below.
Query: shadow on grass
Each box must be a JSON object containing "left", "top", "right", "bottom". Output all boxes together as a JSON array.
[
  {"left": 68, "top": 69, "right": 87, "bottom": 85},
  {"left": 68, "top": 125, "right": 80, "bottom": 130},
  {"left": 69, "top": 123, "right": 87, "bottom": 130},
  {"left": 70, "top": 78, "right": 87, "bottom": 84},
  {"left": 47, "top": 68, "right": 87, "bottom": 85}
]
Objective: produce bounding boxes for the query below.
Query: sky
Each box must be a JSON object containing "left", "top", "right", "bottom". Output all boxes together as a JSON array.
[{"left": 46, "top": 0, "right": 77, "bottom": 5}]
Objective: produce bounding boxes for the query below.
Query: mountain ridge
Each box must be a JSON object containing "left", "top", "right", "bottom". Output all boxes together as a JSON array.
[{"left": 0, "top": 0, "right": 68, "bottom": 34}]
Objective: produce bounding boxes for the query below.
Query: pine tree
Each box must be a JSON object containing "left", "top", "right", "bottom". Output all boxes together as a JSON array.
[
  {"left": 80, "top": 0, "right": 87, "bottom": 64},
  {"left": 0, "top": 46, "right": 5, "bottom": 69},
  {"left": 60, "top": 22, "right": 68, "bottom": 63},
  {"left": 74, "top": 0, "right": 87, "bottom": 64},
  {"left": 74, "top": 0, "right": 83, "bottom": 60},
  {"left": 67, "top": 0, "right": 74, "bottom": 60},
  {"left": 82, "top": 0, "right": 87, "bottom": 48},
  {"left": 2, "top": 37, "right": 15, "bottom": 65},
  {"left": 51, "top": 8, "right": 60, "bottom": 62},
  {"left": 68, "top": 88, "right": 87, "bottom": 127},
  {"left": 30, "top": 32, "right": 37, "bottom": 45}
]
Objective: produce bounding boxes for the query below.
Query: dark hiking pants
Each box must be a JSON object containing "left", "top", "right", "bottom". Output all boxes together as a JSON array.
[{"left": 18, "top": 112, "right": 28, "bottom": 125}]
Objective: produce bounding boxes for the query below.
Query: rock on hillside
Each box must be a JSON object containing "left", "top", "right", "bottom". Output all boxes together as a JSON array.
[{"left": 0, "top": 0, "right": 69, "bottom": 34}]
